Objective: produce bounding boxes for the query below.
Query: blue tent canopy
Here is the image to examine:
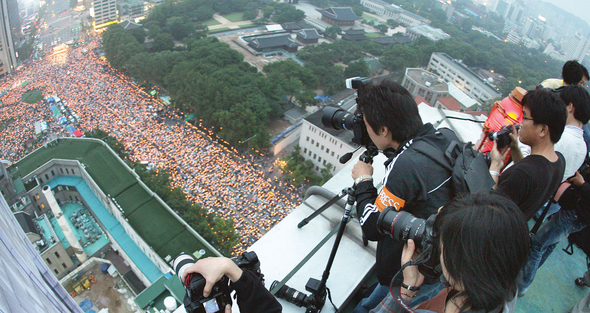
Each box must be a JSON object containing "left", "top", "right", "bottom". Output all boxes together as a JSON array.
[
  {"left": 46, "top": 97, "right": 55, "bottom": 103},
  {"left": 67, "top": 125, "right": 76, "bottom": 132}
]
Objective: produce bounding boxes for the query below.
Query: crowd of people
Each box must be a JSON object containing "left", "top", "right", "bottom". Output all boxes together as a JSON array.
[{"left": 0, "top": 42, "right": 300, "bottom": 252}]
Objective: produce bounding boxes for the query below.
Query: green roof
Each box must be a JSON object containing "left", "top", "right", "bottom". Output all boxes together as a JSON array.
[
  {"left": 134, "top": 274, "right": 186, "bottom": 310},
  {"left": 10, "top": 138, "right": 220, "bottom": 261}
]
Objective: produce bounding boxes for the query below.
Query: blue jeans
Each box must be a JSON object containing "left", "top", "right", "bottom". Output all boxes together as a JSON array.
[
  {"left": 353, "top": 283, "right": 389, "bottom": 313},
  {"left": 353, "top": 281, "right": 444, "bottom": 312},
  {"left": 535, "top": 202, "right": 561, "bottom": 220},
  {"left": 519, "top": 209, "right": 586, "bottom": 294}
]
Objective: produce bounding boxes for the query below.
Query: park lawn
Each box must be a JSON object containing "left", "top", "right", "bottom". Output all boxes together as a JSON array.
[
  {"left": 222, "top": 12, "right": 246, "bottom": 22},
  {"left": 362, "top": 13, "right": 379, "bottom": 21},
  {"left": 22, "top": 90, "right": 43, "bottom": 104},
  {"left": 366, "top": 32, "right": 387, "bottom": 38},
  {"left": 202, "top": 19, "right": 221, "bottom": 26},
  {"left": 209, "top": 27, "right": 231, "bottom": 34}
]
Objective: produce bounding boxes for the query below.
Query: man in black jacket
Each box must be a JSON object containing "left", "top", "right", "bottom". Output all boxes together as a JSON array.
[{"left": 351, "top": 79, "right": 456, "bottom": 312}]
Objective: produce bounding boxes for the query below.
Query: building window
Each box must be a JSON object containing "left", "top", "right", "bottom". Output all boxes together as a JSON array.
[
  {"left": 62, "top": 263, "right": 67, "bottom": 269},
  {"left": 308, "top": 151, "right": 312, "bottom": 156},
  {"left": 71, "top": 169, "right": 75, "bottom": 175},
  {"left": 323, "top": 160, "right": 327, "bottom": 165},
  {"left": 321, "top": 145, "right": 324, "bottom": 150},
  {"left": 41, "top": 203, "right": 45, "bottom": 209},
  {"left": 331, "top": 151, "right": 335, "bottom": 157},
  {"left": 46, "top": 258, "right": 52, "bottom": 264},
  {"left": 60, "top": 168, "right": 64, "bottom": 174},
  {"left": 75, "top": 196, "right": 79, "bottom": 201},
  {"left": 316, "top": 142, "right": 319, "bottom": 147},
  {"left": 326, "top": 148, "right": 330, "bottom": 154},
  {"left": 66, "top": 168, "right": 69, "bottom": 174},
  {"left": 36, "top": 194, "right": 40, "bottom": 199},
  {"left": 313, "top": 154, "right": 317, "bottom": 159},
  {"left": 69, "top": 196, "right": 73, "bottom": 201},
  {"left": 55, "top": 251, "right": 60, "bottom": 258},
  {"left": 45, "top": 174, "right": 49, "bottom": 180},
  {"left": 54, "top": 269, "right": 59, "bottom": 275},
  {"left": 311, "top": 139, "right": 315, "bottom": 144},
  {"left": 306, "top": 136, "right": 309, "bottom": 141},
  {"left": 51, "top": 170, "right": 55, "bottom": 176},
  {"left": 303, "top": 148, "right": 307, "bottom": 153},
  {"left": 39, "top": 178, "right": 43, "bottom": 184},
  {"left": 318, "top": 157, "right": 322, "bottom": 162}
]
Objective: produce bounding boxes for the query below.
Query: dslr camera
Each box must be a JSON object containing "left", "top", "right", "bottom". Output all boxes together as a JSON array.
[
  {"left": 488, "top": 124, "right": 519, "bottom": 150},
  {"left": 173, "top": 251, "right": 263, "bottom": 313},
  {"left": 377, "top": 207, "right": 442, "bottom": 278}
]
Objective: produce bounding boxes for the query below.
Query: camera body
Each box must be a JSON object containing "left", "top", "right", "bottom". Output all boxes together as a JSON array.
[
  {"left": 488, "top": 125, "right": 519, "bottom": 150},
  {"left": 271, "top": 278, "right": 326, "bottom": 313},
  {"left": 173, "top": 251, "right": 263, "bottom": 313},
  {"left": 377, "top": 207, "right": 442, "bottom": 278}
]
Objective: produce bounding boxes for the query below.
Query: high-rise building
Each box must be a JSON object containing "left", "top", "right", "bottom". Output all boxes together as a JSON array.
[
  {"left": 0, "top": 0, "right": 18, "bottom": 76},
  {"left": 494, "top": 0, "right": 511, "bottom": 17},
  {"left": 92, "top": 0, "right": 118, "bottom": 28},
  {"left": 565, "top": 32, "right": 590, "bottom": 62}
]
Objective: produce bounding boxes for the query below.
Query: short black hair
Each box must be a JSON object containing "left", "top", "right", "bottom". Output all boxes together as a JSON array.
[
  {"left": 559, "top": 85, "right": 590, "bottom": 124},
  {"left": 562, "top": 60, "right": 586, "bottom": 85},
  {"left": 434, "top": 193, "right": 529, "bottom": 312},
  {"left": 356, "top": 79, "right": 423, "bottom": 143},
  {"left": 522, "top": 89, "right": 567, "bottom": 143}
]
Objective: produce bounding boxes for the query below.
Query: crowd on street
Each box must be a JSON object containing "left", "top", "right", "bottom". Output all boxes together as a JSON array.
[{"left": 0, "top": 42, "right": 300, "bottom": 252}]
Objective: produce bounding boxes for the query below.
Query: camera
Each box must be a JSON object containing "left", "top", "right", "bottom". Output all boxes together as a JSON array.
[
  {"left": 271, "top": 278, "right": 326, "bottom": 313},
  {"left": 376, "top": 207, "right": 442, "bottom": 278},
  {"left": 322, "top": 77, "right": 375, "bottom": 154},
  {"left": 488, "top": 125, "right": 519, "bottom": 150},
  {"left": 174, "top": 251, "right": 263, "bottom": 313}
]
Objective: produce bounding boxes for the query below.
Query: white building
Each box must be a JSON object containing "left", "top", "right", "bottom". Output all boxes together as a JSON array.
[
  {"left": 402, "top": 68, "right": 450, "bottom": 105},
  {"left": 92, "top": 0, "right": 118, "bottom": 28},
  {"left": 543, "top": 43, "right": 568, "bottom": 62},
  {"left": 0, "top": 0, "right": 17, "bottom": 76},
  {"left": 406, "top": 24, "right": 450, "bottom": 41},
  {"left": 565, "top": 32, "right": 590, "bottom": 62},
  {"left": 427, "top": 52, "right": 502, "bottom": 102},
  {"left": 359, "top": 0, "right": 430, "bottom": 27},
  {"left": 298, "top": 105, "right": 363, "bottom": 175}
]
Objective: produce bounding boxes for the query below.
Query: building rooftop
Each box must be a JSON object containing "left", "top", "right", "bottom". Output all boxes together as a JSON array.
[
  {"left": 249, "top": 33, "right": 301, "bottom": 50},
  {"left": 295, "top": 29, "right": 323, "bottom": 40},
  {"left": 406, "top": 68, "right": 449, "bottom": 92},
  {"left": 316, "top": 7, "right": 361, "bottom": 22},
  {"left": 120, "top": 20, "right": 142, "bottom": 31},
  {"left": 407, "top": 24, "right": 450, "bottom": 41},
  {"left": 432, "top": 52, "right": 501, "bottom": 96},
  {"left": 304, "top": 106, "right": 355, "bottom": 147},
  {"left": 9, "top": 139, "right": 219, "bottom": 263},
  {"left": 414, "top": 95, "right": 431, "bottom": 106},
  {"left": 436, "top": 96, "right": 462, "bottom": 110}
]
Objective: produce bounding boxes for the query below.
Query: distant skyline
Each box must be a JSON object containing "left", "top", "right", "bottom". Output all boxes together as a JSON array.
[{"left": 541, "top": 0, "right": 590, "bottom": 23}]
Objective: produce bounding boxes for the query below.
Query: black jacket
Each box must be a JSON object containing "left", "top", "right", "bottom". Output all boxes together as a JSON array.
[
  {"left": 356, "top": 123, "right": 456, "bottom": 285},
  {"left": 232, "top": 269, "right": 282, "bottom": 313}
]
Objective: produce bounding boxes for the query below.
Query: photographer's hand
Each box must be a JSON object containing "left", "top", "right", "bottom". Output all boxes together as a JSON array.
[
  {"left": 400, "top": 239, "right": 424, "bottom": 301},
  {"left": 352, "top": 160, "right": 373, "bottom": 181},
  {"left": 182, "top": 257, "right": 243, "bottom": 297},
  {"left": 489, "top": 141, "right": 510, "bottom": 189},
  {"left": 568, "top": 171, "right": 585, "bottom": 187},
  {"left": 507, "top": 125, "right": 523, "bottom": 162}
]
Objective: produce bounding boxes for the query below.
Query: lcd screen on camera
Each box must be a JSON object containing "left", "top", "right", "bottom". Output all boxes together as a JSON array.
[{"left": 203, "top": 298, "right": 220, "bottom": 313}]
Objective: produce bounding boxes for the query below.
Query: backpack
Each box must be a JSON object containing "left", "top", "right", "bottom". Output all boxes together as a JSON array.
[{"left": 412, "top": 128, "right": 496, "bottom": 197}]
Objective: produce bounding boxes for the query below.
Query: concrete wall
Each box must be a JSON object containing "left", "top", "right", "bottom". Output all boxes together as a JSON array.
[{"left": 273, "top": 126, "right": 302, "bottom": 156}]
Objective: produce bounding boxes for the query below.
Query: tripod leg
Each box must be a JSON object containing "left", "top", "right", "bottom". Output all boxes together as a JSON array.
[{"left": 298, "top": 192, "right": 345, "bottom": 228}]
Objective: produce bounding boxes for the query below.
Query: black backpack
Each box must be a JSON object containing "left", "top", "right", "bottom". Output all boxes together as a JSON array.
[{"left": 412, "top": 128, "right": 496, "bottom": 197}]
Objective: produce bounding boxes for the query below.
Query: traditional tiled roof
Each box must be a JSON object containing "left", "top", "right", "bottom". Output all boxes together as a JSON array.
[
  {"left": 436, "top": 96, "right": 461, "bottom": 111},
  {"left": 295, "top": 29, "right": 323, "bottom": 40},
  {"left": 120, "top": 20, "right": 142, "bottom": 31},
  {"left": 249, "top": 33, "right": 301, "bottom": 49},
  {"left": 316, "top": 7, "right": 361, "bottom": 21}
]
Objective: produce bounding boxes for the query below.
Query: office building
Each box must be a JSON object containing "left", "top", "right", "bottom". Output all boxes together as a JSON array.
[
  {"left": 427, "top": 52, "right": 502, "bottom": 102},
  {"left": 92, "top": 0, "right": 118, "bottom": 28},
  {"left": 406, "top": 24, "right": 450, "bottom": 42},
  {"left": 565, "top": 32, "right": 590, "bottom": 62},
  {"left": 0, "top": 0, "right": 18, "bottom": 75},
  {"left": 359, "top": 0, "right": 430, "bottom": 27}
]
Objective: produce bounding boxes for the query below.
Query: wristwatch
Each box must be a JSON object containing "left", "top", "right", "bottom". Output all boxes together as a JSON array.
[{"left": 355, "top": 175, "right": 373, "bottom": 185}]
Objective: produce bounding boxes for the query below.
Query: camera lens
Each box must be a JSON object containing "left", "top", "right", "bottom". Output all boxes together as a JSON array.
[
  {"left": 173, "top": 253, "right": 195, "bottom": 284},
  {"left": 271, "top": 281, "right": 309, "bottom": 307},
  {"left": 377, "top": 207, "right": 428, "bottom": 247},
  {"left": 321, "top": 107, "right": 355, "bottom": 131}
]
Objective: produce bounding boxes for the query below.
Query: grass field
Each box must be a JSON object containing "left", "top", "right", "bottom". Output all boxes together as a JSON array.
[
  {"left": 21, "top": 90, "right": 43, "bottom": 104},
  {"left": 202, "top": 18, "right": 221, "bottom": 26},
  {"left": 362, "top": 13, "right": 379, "bottom": 21},
  {"left": 366, "top": 32, "right": 387, "bottom": 38},
  {"left": 238, "top": 23, "right": 257, "bottom": 28},
  {"left": 209, "top": 27, "right": 231, "bottom": 34},
  {"left": 222, "top": 12, "right": 246, "bottom": 22}
]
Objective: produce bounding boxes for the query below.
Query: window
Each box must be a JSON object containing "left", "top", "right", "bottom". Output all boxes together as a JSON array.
[
  {"left": 41, "top": 203, "right": 45, "bottom": 209},
  {"left": 51, "top": 170, "right": 55, "bottom": 176},
  {"left": 71, "top": 169, "right": 75, "bottom": 175},
  {"left": 315, "top": 166, "right": 319, "bottom": 171},
  {"left": 311, "top": 139, "right": 315, "bottom": 144},
  {"left": 75, "top": 196, "right": 79, "bottom": 201},
  {"left": 318, "top": 157, "right": 322, "bottom": 162},
  {"left": 337, "top": 155, "right": 340, "bottom": 160},
  {"left": 308, "top": 151, "right": 312, "bottom": 156},
  {"left": 69, "top": 195, "right": 73, "bottom": 201},
  {"left": 313, "top": 154, "right": 317, "bottom": 159},
  {"left": 36, "top": 194, "right": 40, "bottom": 199},
  {"left": 321, "top": 145, "right": 324, "bottom": 150},
  {"left": 66, "top": 168, "right": 69, "bottom": 174},
  {"left": 46, "top": 258, "right": 52, "bottom": 264},
  {"left": 54, "top": 269, "right": 59, "bottom": 275},
  {"left": 45, "top": 174, "right": 49, "bottom": 180},
  {"left": 62, "top": 263, "right": 67, "bottom": 269},
  {"left": 306, "top": 136, "right": 309, "bottom": 141},
  {"left": 331, "top": 151, "right": 335, "bottom": 157},
  {"left": 39, "top": 178, "right": 43, "bottom": 184},
  {"left": 55, "top": 251, "right": 60, "bottom": 258},
  {"left": 303, "top": 148, "right": 307, "bottom": 153},
  {"left": 316, "top": 142, "right": 319, "bottom": 147},
  {"left": 326, "top": 148, "right": 330, "bottom": 154},
  {"left": 323, "top": 160, "right": 326, "bottom": 165}
]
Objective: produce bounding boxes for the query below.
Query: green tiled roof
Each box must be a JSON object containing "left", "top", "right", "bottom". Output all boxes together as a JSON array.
[{"left": 10, "top": 138, "right": 220, "bottom": 261}]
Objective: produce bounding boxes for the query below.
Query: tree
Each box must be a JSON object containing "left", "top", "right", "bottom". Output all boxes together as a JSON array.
[
  {"left": 272, "top": 3, "right": 305, "bottom": 24},
  {"left": 165, "top": 16, "right": 194, "bottom": 40},
  {"left": 344, "top": 59, "right": 370, "bottom": 78},
  {"left": 376, "top": 24, "right": 388, "bottom": 34},
  {"left": 130, "top": 27, "right": 147, "bottom": 44},
  {"left": 280, "top": 146, "right": 322, "bottom": 186},
  {"left": 152, "top": 33, "right": 175, "bottom": 52},
  {"left": 243, "top": 9, "right": 258, "bottom": 21},
  {"left": 324, "top": 26, "right": 342, "bottom": 40}
]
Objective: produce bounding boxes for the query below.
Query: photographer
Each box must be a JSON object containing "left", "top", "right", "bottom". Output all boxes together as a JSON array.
[
  {"left": 352, "top": 79, "right": 457, "bottom": 311},
  {"left": 372, "top": 193, "right": 530, "bottom": 313},
  {"left": 182, "top": 257, "right": 282, "bottom": 313}
]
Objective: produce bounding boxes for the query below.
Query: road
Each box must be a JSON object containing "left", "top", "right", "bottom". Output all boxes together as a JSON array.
[{"left": 37, "top": 0, "right": 87, "bottom": 50}]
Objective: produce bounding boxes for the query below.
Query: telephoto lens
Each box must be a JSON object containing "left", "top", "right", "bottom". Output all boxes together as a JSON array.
[
  {"left": 271, "top": 281, "right": 309, "bottom": 307},
  {"left": 321, "top": 107, "right": 355, "bottom": 131},
  {"left": 174, "top": 252, "right": 196, "bottom": 284},
  {"left": 376, "top": 206, "right": 428, "bottom": 247}
]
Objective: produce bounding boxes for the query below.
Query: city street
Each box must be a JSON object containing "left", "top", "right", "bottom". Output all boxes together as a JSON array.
[{"left": 38, "top": 0, "right": 86, "bottom": 50}]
